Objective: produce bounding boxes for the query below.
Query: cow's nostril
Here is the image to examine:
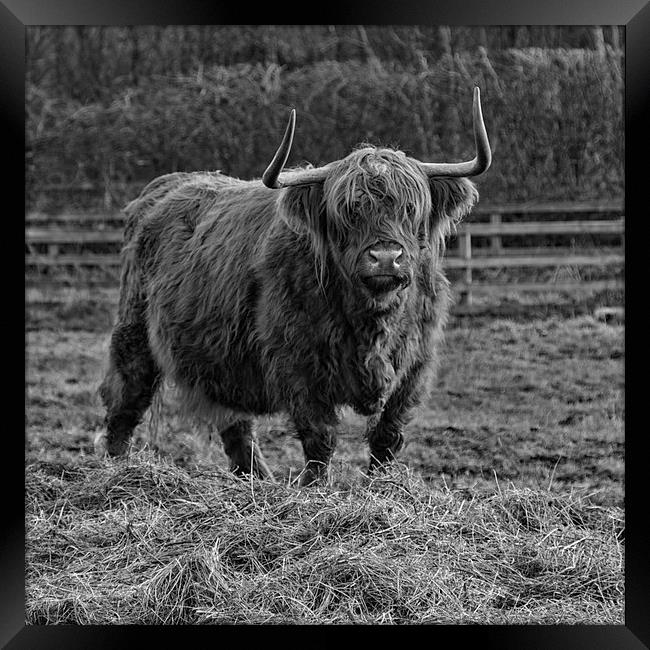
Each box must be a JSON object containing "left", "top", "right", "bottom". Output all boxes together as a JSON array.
[{"left": 368, "top": 249, "right": 403, "bottom": 267}]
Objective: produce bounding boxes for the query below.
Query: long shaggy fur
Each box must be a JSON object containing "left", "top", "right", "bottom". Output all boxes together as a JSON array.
[{"left": 98, "top": 145, "right": 479, "bottom": 482}]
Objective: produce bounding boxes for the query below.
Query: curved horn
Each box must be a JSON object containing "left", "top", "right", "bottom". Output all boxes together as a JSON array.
[
  {"left": 262, "top": 109, "right": 332, "bottom": 189},
  {"left": 418, "top": 87, "right": 492, "bottom": 178}
]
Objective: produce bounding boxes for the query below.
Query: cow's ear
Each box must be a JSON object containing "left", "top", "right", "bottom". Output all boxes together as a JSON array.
[
  {"left": 278, "top": 182, "right": 327, "bottom": 251},
  {"left": 427, "top": 177, "right": 479, "bottom": 241}
]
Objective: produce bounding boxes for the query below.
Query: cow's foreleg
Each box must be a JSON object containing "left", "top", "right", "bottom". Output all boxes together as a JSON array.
[
  {"left": 366, "top": 362, "right": 430, "bottom": 474},
  {"left": 366, "top": 406, "right": 408, "bottom": 473},
  {"left": 292, "top": 412, "right": 338, "bottom": 487},
  {"left": 219, "top": 419, "right": 275, "bottom": 481}
]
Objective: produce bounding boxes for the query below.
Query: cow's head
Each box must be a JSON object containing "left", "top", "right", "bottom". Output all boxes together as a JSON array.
[{"left": 265, "top": 88, "right": 491, "bottom": 311}]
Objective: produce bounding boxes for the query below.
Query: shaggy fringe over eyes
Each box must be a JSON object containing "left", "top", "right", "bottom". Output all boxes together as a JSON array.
[{"left": 323, "top": 146, "right": 432, "bottom": 245}]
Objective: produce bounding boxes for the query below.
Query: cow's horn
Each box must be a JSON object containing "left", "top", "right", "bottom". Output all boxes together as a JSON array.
[
  {"left": 418, "top": 87, "right": 491, "bottom": 178},
  {"left": 262, "top": 109, "right": 332, "bottom": 188}
]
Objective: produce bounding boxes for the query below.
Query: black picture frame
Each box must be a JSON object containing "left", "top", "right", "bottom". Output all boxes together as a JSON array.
[{"left": 9, "top": 1, "right": 648, "bottom": 647}]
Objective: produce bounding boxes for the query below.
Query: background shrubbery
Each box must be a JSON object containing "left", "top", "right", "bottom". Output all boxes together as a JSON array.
[{"left": 26, "top": 26, "right": 624, "bottom": 212}]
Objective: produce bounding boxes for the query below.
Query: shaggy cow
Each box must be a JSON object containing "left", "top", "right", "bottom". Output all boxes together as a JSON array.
[{"left": 97, "top": 87, "right": 491, "bottom": 485}]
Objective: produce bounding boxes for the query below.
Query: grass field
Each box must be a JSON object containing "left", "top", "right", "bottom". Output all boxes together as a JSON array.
[{"left": 25, "top": 300, "right": 624, "bottom": 624}]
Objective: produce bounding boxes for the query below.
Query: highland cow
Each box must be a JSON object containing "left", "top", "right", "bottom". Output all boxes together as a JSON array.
[{"left": 97, "top": 87, "right": 491, "bottom": 485}]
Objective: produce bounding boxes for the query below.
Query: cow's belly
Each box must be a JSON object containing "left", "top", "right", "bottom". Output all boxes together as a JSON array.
[{"left": 148, "top": 313, "right": 281, "bottom": 418}]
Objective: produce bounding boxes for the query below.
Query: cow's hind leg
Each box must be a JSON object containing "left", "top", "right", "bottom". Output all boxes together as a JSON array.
[
  {"left": 219, "top": 419, "right": 274, "bottom": 481},
  {"left": 97, "top": 321, "right": 161, "bottom": 456}
]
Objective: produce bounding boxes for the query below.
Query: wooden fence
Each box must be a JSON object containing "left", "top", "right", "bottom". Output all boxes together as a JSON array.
[{"left": 25, "top": 199, "right": 624, "bottom": 305}]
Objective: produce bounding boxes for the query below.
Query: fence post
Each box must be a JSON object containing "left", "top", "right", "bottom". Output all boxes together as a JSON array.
[
  {"left": 490, "top": 213, "right": 502, "bottom": 254},
  {"left": 460, "top": 229, "right": 472, "bottom": 305},
  {"left": 48, "top": 242, "right": 59, "bottom": 262}
]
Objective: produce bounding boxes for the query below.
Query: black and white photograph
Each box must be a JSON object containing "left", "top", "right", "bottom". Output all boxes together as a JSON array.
[{"left": 20, "top": 18, "right": 635, "bottom": 633}]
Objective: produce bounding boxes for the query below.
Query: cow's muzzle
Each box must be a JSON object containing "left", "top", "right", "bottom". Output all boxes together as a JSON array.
[{"left": 359, "top": 244, "right": 411, "bottom": 294}]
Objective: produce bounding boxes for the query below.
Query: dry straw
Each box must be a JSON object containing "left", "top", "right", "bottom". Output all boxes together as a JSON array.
[{"left": 26, "top": 450, "right": 623, "bottom": 624}]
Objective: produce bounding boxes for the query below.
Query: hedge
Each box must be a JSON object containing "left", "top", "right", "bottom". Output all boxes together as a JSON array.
[{"left": 26, "top": 48, "right": 623, "bottom": 212}]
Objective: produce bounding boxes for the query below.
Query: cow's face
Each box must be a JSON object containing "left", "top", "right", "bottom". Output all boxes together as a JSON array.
[
  {"left": 281, "top": 147, "right": 478, "bottom": 311},
  {"left": 323, "top": 149, "right": 429, "bottom": 306}
]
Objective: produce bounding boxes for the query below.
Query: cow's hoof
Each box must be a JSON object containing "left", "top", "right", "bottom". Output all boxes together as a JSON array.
[
  {"left": 298, "top": 463, "right": 330, "bottom": 487},
  {"left": 93, "top": 432, "right": 128, "bottom": 457}
]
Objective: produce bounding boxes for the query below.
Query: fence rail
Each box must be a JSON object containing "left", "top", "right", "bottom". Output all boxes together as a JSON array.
[
  {"left": 25, "top": 200, "right": 625, "bottom": 303},
  {"left": 25, "top": 219, "right": 625, "bottom": 244}
]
